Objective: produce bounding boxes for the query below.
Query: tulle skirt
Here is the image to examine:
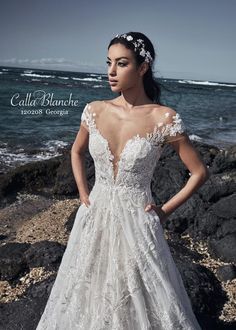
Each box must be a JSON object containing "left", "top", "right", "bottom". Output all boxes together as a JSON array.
[{"left": 36, "top": 182, "right": 202, "bottom": 330}]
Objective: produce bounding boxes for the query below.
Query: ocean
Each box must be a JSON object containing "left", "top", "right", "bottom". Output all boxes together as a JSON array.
[{"left": 0, "top": 66, "right": 235, "bottom": 174}]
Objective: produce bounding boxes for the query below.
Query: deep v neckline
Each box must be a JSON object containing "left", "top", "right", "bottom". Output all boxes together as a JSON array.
[
  {"left": 84, "top": 102, "right": 161, "bottom": 185},
  {"left": 93, "top": 123, "right": 146, "bottom": 185}
]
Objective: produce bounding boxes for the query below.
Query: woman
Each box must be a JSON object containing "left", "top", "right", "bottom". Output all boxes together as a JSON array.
[{"left": 36, "top": 32, "right": 209, "bottom": 329}]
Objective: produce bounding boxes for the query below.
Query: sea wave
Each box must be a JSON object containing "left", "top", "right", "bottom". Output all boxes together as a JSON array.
[{"left": 178, "top": 79, "right": 236, "bottom": 87}]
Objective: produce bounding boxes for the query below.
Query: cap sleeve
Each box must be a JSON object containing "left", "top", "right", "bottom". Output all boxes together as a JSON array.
[
  {"left": 162, "top": 111, "right": 187, "bottom": 144},
  {"left": 80, "top": 103, "right": 96, "bottom": 132}
]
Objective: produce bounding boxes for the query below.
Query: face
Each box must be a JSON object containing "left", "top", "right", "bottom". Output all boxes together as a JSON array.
[{"left": 107, "top": 43, "right": 147, "bottom": 92}]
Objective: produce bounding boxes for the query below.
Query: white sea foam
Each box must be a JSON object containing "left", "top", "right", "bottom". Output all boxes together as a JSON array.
[
  {"left": 178, "top": 79, "right": 236, "bottom": 87},
  {"left": 71, "top": 77, "right": 102, "bottom": 82},
  {"left": 189, "top": 134, "right": 203, "bottom": 141},
  {"left": 0, "top": 140, "right": 69, "bottom": 169},
  {"left": 21, "top": 73, "right": 55, "bottom": 78}
]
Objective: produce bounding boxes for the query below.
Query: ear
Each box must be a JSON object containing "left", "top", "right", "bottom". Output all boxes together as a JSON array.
[{"left": 139, "top": 62, "right": 149, "bottom": 77}]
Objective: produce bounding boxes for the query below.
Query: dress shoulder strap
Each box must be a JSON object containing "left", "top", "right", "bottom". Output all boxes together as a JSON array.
[{"left": 80, "top": 103, "right": 97, "bottom": 131}]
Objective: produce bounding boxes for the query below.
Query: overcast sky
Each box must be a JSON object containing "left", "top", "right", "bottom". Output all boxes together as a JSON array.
[{"left": 0, "top": 0, "right": 235, "bottom": 83}]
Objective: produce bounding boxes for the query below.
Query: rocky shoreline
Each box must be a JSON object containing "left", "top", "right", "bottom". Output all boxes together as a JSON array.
[{"left": 0, "top": 140, "right": 235, "bottom": 330}]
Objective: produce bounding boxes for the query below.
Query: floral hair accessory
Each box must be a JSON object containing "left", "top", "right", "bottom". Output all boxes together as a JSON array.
[{"left": 115, "top": 33, "right": 153, "bottom": 64}]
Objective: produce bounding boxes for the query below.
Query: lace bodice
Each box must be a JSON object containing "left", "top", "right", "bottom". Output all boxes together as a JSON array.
[{"left": 80, "top": 101, "right": 187, "bottom": 190}]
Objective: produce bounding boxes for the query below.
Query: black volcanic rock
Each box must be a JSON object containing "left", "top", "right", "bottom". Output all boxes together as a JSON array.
[
  {"left": 168, "top": 240, "right": 227, "bottom": 318},
  {"left": 216, "top": 264, "right": 236, "bottom": 282},
  {"left": 0, "top": 241, "right": 65, "bottom": 284},
  {"left": 211, "top": 145, "right": 236, "bottom": 174},
  {"left": 24, "top": 241, "right": 66, "bottom": 270},
  {"left": 208, "top": 233, "right": 236, "bottom": 263},
  {"left": 0, "top": 242, "right": 31, "bottom": 282},
  {"left": 53, "top": 149, "right": 95, "bottom": 196},
  {"left": 0, "top": 157, "right": 62, "bottom": 207}
]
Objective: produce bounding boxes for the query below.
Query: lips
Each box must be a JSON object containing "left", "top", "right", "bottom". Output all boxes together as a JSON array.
[{"left": 109, "top": 79, "right": 118, "bottom": 83}]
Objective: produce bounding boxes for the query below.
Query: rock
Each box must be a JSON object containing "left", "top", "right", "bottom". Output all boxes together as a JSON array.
[
  {"left": 0, "top": 234, "right": 8, "bottom": 241},
  {"left": 197, "top": 173, "right": 236, "bottom": 203},
  {"left": 0, "top": 157, "right": 61, "bottom": 207},
  {"left": 192, "top": 194, "right": 236, "bottom": 240},
  {"left": 0, "top": 241, "right": 65, "bottom": 283},
  {"left": 24, "top": 241, "right": 66, "bottom": 270},
  {"left": 0, "top": 148, "right": 95, "bottom": 208},
  {"left": 53, "top": 149, "right": 95, "bottom": 196},
  {"left": 216, "top": 265, "right": 236, "bottom": 282},
  {"left": 0, "top": 274, "right": 56, "bottom": 330},
  {"left": 164, "top": 194, "right": 205, "bottom": 235},
  {"left": 211, "top": 145, "right": 236, "bottom": 174},
  {"left": 152, "top": 158, "right": 188, "bottom": 204},
  {"left": 191, "top": 193, "right": 236, "bottom": 263},
  {"left": 0, "top": 242, "right": 30, "bottom": 282},
  {"left": 216, "top": 219, "right": 235, "bottom": 239},
  {"left": 211, "top": 193, "right": 236, "bottom": 219},
  {"left": 208, "top": 233, "right": 236, "bottom": 263},
  {"left": 168, "top": 240, "right": 227, "bottom": 318}
]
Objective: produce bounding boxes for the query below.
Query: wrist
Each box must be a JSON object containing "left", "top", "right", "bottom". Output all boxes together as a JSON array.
[
  {"left": 79, "top": 188, "right": 89, "bottom": 196},
  {"left": 160, "top": 204, "right": 170, "bottom": 218}
]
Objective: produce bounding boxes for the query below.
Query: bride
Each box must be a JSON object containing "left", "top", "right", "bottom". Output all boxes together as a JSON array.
[{"left": 36, "top": 31, "right": 209, "bottom": 329}]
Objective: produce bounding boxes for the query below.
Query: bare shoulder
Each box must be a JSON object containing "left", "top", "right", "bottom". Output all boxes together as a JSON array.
[
  {"left": 152, "top": 105, "right": 177, "bottom": 116},
  {"left": 152, "top": 105, "right": 179, "bottom": 123},
  {"left": 86, "top": 100, "right": 104, "bottom": 115}
]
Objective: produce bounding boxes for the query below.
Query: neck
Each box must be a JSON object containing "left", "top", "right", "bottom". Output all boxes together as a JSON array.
[{"left": 119, "top": 84, "right": 153, "bottom": 109}]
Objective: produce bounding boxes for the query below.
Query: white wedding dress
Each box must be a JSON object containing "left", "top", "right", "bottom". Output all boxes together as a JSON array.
[{"left": 36, "top": 101, "right": 202, "bottom": 329}]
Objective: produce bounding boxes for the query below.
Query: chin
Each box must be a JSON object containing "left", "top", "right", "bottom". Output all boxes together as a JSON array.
[{"left": 111, "top": 86, "right": 121, "bottom": 92}]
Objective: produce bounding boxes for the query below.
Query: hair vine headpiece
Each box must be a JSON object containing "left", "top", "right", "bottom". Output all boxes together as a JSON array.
[{"left": 115, "top": 33, "right": 153, "bottom": 64}]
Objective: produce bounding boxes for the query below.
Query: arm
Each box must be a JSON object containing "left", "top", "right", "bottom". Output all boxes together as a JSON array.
[
  {"left": 145, "top": 107, "right": 210, "bottom": 220},
  {"left": 71, "top": 124, "right": 91, "bottom": 207}
]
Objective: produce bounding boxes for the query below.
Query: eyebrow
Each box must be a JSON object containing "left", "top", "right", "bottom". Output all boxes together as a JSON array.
[{"left": 107, "top": 56, "right": 129, "bottom": 61}]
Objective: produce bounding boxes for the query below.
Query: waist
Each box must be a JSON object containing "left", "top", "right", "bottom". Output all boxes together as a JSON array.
[{"left": 91, "top": 181, "right": 153, "bottom": 205}]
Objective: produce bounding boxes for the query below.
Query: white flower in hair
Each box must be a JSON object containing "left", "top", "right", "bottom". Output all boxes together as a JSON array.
[
  {"left": 126, "top": 35, "right": 133, "bottom": 41},
  {"left": 140, "top": 48, "right": 146, "bottom": 57},
  {"left": 114, "top": 33, "right": 153, "bottom": 64}
]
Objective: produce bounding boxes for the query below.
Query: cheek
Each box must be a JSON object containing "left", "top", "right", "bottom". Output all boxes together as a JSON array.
[{"left": 120, "top": 67, "right": 138, "bottom": 83}]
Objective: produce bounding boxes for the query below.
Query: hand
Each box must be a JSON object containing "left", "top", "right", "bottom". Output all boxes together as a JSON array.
[
  {"left": 80, "top": 193, "right": 91, "bottom": 208},
  {"left": 144, "top": 203, "right": 168, "bottom": 224}
]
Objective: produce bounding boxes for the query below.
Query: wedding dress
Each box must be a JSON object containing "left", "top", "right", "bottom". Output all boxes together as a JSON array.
[{"left": 36, "top": 101, "right": 202, "bottom": 329}]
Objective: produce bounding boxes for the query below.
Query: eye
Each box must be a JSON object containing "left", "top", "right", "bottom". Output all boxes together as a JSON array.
[{"left": 106, "top": 61, "right": 127, "bottom": 67}]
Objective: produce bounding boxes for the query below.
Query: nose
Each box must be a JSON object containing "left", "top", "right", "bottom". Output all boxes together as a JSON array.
[{"left": 108, "top": 62, "right": 117, "bottom": 76}]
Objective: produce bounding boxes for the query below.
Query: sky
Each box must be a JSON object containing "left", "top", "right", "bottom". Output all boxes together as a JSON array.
[{"left": 0, "top": 0, "right": 235, "bottom": 83}]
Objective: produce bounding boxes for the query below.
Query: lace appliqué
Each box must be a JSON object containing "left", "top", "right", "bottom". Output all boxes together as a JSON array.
[
  {"left": 147, "top": 112, "right": 186, "bottom": 145},
  {"left": 81, "top": 103, "right": 186, "bottom": 146},
  {"left": 80, "top": 103, "right": 187, "bottom": 218}
]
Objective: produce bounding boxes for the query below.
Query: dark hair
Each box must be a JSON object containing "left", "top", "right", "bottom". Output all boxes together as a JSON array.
[{"left": 108, "top": 31, "right": 165, "bottom": 106}]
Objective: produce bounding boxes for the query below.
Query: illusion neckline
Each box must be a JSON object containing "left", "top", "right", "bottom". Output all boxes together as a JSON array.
[
  {"left": 86, "top": 103, "right": 162, "bottom": 185},
  {"left": 93, "top": 126, "right": 151, "bottom": 185}
]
